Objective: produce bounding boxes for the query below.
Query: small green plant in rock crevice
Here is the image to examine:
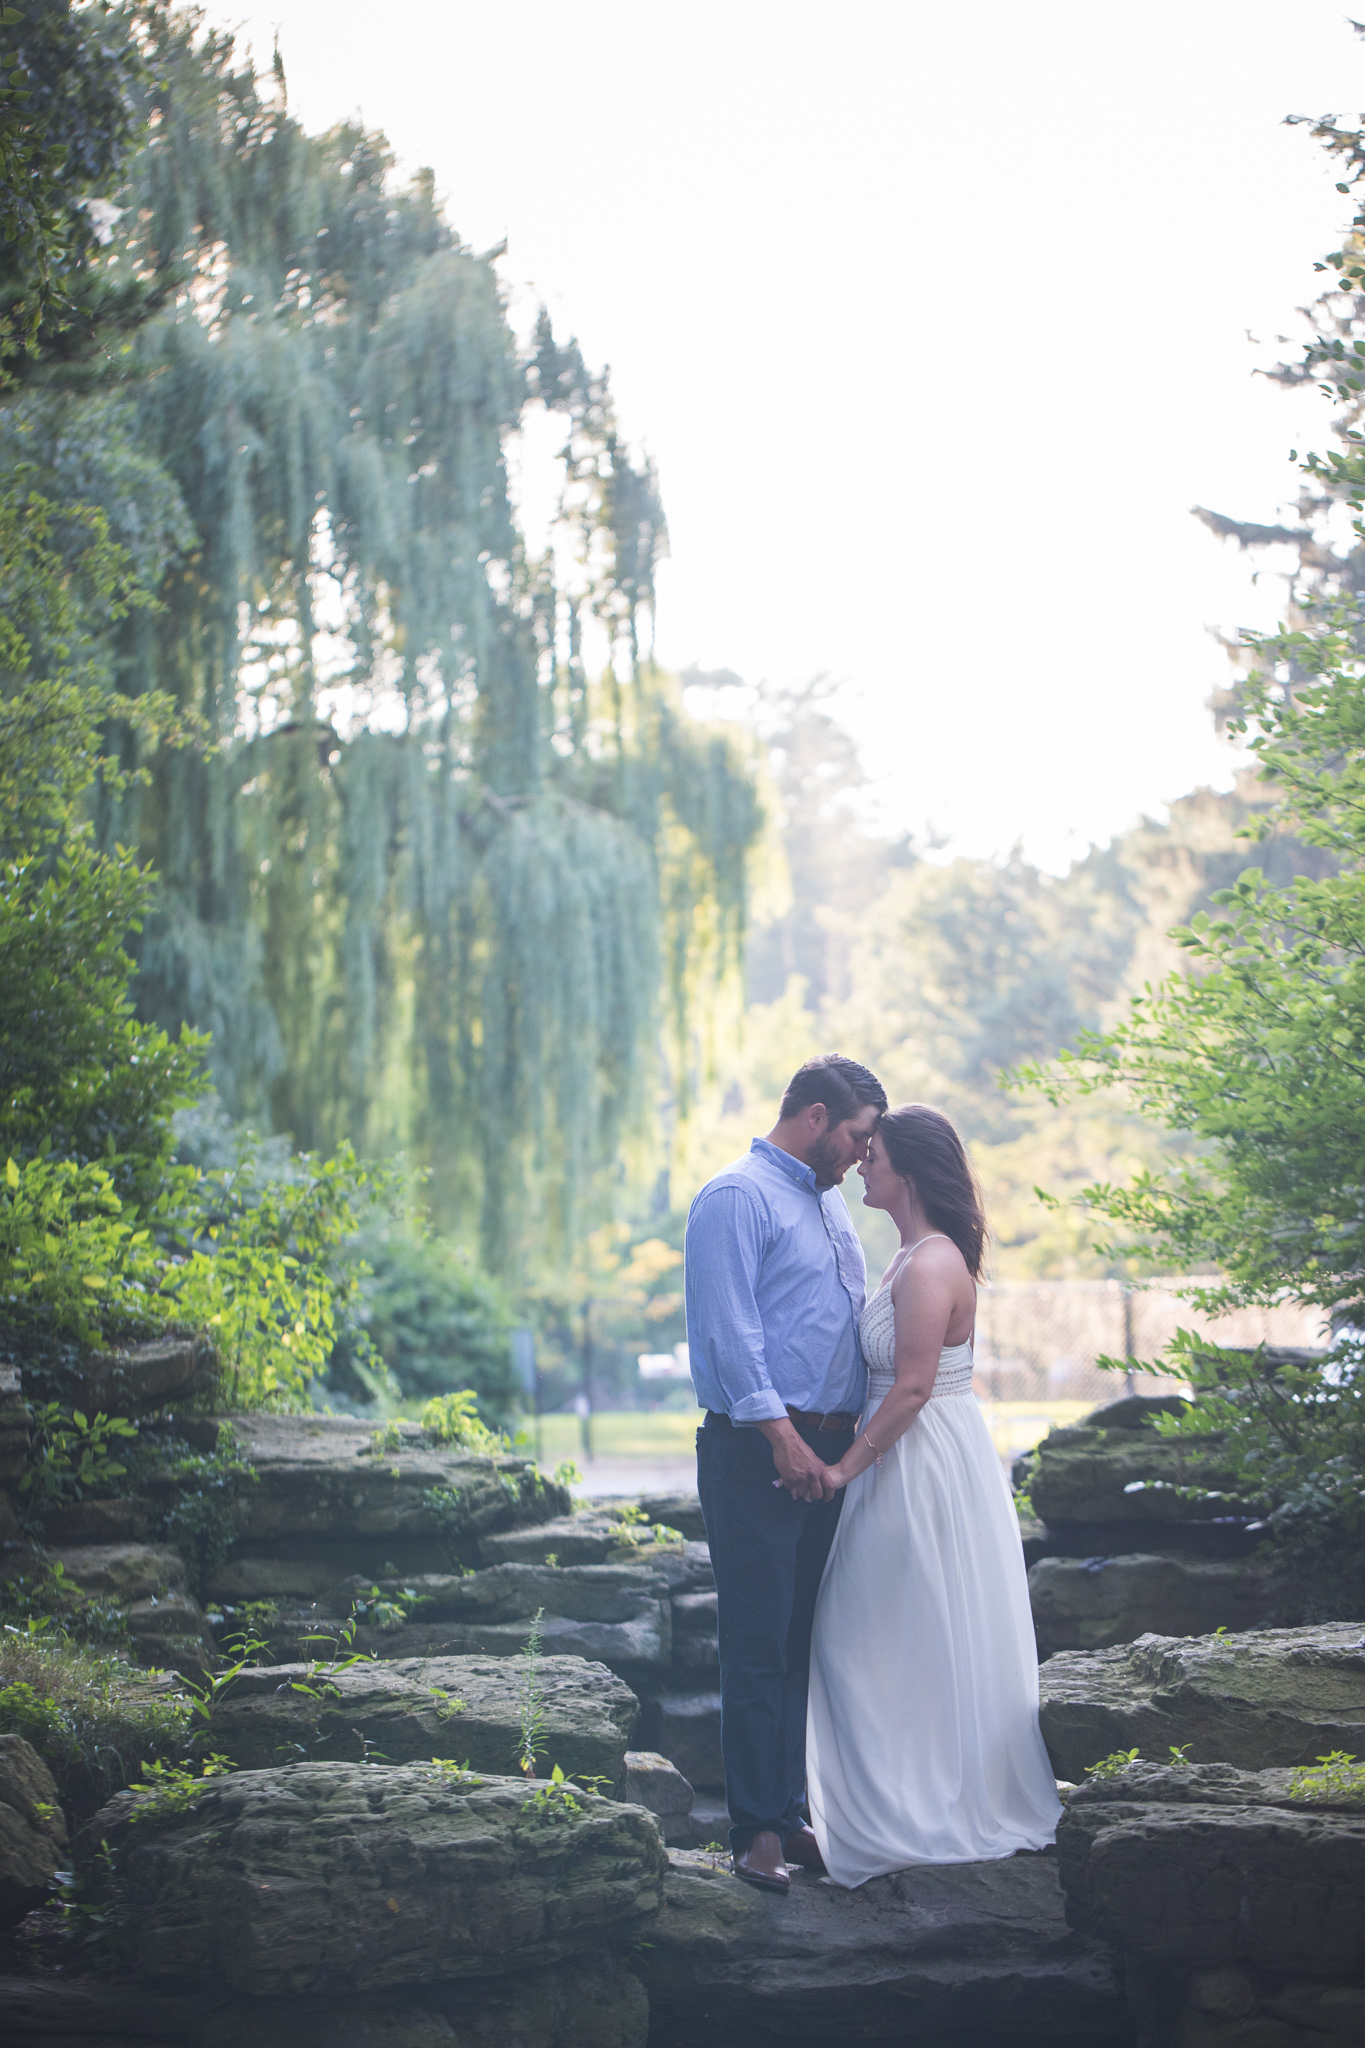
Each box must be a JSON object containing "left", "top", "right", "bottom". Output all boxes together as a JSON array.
[
  {"left": 520, "top": 1763, "right": 582, "bottom": 1822},
  {"left": 425, "top": 1757, "right": 484, "bottom": 1787},
  {"left": 127, "top": 1753, "right": 235, "bottom": 1822},
  {"left": 1084, "top": 1745, "right": 1197, "bottom": 1780},
  {"left": 518, "top": 1607, "right": 545, "bottom": 1776},
  {"left": 287, "top": 1601, "right": 377, "bottom": 1704},
  {"left": 1085, "top": 1748, "right": 1141, "bottom": 1779},
  {"left": 1289, "top": 1750, "right": 1365, "bottom": 1802},
  {"left": 605, "top": 1501, "right": 684, "bottom": 1551}
]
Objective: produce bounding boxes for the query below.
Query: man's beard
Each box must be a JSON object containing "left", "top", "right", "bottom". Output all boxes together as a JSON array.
[{"left": 808, "top": 1134, "right": 845, "bottom": 1188}]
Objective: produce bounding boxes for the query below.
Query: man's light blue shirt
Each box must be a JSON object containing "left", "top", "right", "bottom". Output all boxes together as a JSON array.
[{"left": 684, "top": 1137, "right": 868, "bottom": 1425}]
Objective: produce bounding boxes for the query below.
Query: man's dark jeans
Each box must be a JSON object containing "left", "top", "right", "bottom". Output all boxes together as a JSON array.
[{"left": 696, "top": 1408, "right": 854, "bottom": 1854}]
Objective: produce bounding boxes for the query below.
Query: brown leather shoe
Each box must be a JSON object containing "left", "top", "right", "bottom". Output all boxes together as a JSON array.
[
  {"left": 782, "top": 1823, "right": 826, "bottom": 1873},
  {"left": 732, "top": 1829, "right": 791, "bottom": 1894}
]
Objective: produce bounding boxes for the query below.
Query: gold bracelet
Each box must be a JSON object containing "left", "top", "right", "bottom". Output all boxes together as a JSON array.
[{"left": 862, "top": 1430, "right": 884, "bottom": 1467}]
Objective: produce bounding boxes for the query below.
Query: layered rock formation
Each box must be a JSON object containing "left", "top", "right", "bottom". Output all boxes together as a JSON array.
[
  {"left": 1021, "top": 1394, "right": 1280, "bottom": 1656},
  {"left": 207, "top": 1652, "right": 639, "bottom": 1789},
  {"left": 1039, "top": 1622, "right": 1365, "bottom": 1783},
  {"left": 1057, "top": 1758, "right": 1365, "bottom": 2045},
  {"left": 73, "top": 1762, "right": 667, "bottom": 1993}
]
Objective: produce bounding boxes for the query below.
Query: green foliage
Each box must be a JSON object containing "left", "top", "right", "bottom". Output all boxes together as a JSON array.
[
  {"left": 0, "top": 1632, "right": 193, "bottom": 1819},
  {"left": 424, "top": 1757, "right": 482, "bottom": 1787},
  {"left": 5, "top": 5, "right": 759, "bottom": 1276},
  {"left": 520, "top": 1762, "right": 582, "bottom": 1821},
  {"left": 553, "top": 1460, "right": 582, "bottom": 1487},
  {"left": 143, "top": 1429, "right": 252, "bottom": 1597},
  {"left": 418, "top": 1388, "right": 511, "bottom": 1455},
  {"left": 0, "top": 1155, "right": 165, "bottom": 1347},
  {"left": 0, "top": 1557, "right": 129, "bottom": 1647},
  {"left": 171, "top": 1139, "right": 387, "bottom": 1409},
  {"left": 330, "top": 1221, "right": 515, "bottom": 1418},
  {"left": 0, "top": 474, "right": 206, "bottom": 1204},
  {"left": 1085, "top": 1748, "right": 1141, "bottom": 1779},
  {"left": 1144, "top": 1335, "right": 1365, "bottom": 1616},
  {"left": 0, "top": 1140, "right": 384, "bottom": 1409},
  {"left": 19, "top": 1400, "right": 137, "bottom": 1500},
  {"left": 1288, "top": 1750, "right": 1365, "bottom": 1803},
  {"left": 1017, "top": 113, "right": 1365, "bottom": 1602},
  {"left": 0, "top": 0, "right": 150, "bottom": 368},
  {"left": 605, "top": 1500, "right": 684, "bottom": 1550},
  {"left": 127, "top": 1751, "right": 234, "bottom": 1821}
]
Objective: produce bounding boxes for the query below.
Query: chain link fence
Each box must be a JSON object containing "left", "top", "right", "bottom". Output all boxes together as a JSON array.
[{"left": 972, "top": 1280, "right": 1328, "bottom": 1406}]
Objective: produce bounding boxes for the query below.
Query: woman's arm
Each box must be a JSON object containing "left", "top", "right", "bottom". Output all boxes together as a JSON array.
[{"left": 825, "top": 1252, "right": 958, "bottom": 1488}]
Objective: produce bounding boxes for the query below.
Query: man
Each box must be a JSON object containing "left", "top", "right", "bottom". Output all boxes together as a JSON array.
[{"left": 685, "top": 1052, "right": 887, "bottom": 1894}]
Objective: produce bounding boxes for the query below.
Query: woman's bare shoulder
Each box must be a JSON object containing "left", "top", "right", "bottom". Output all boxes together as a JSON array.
[{"left": 890, "top": 1234, "right": 967, "bottom": 1290}]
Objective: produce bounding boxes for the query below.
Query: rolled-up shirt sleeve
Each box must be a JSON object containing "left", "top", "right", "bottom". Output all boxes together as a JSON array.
[{"left": 684, "top": 1184, "right": 787, "bottom": 1424}]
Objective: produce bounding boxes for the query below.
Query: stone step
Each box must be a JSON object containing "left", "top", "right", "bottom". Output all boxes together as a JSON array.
[
  {"left": 638, "top": 1847, "right": 1131, "bottom": 2046},
  {"left": 206, "top": 1653, "right": 639, "bottom": 1790}
]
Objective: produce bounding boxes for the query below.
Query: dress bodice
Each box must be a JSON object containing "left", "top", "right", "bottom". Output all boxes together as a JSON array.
[{"left": 858, "top": 1284, "right": 975, "bottom": 1401}]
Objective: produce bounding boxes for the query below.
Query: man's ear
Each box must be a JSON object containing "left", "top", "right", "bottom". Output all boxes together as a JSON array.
[{"left": 806, "top": 1102, "right": 830, "bottom": 1134}]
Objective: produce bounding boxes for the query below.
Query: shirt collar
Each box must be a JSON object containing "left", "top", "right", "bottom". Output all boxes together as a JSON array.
[{"left": 750, "top": 1135, "right": 818, "bottom": 1192}]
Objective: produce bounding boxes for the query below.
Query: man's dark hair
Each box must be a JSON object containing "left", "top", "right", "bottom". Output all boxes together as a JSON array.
[{"left": 779, "top": 1054, "right": 887, "bottom": 1125}]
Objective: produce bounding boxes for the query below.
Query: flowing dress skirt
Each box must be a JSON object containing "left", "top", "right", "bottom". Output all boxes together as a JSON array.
[{"left": 806, "top": 1381, "right": 1061, "bottom": 1886}]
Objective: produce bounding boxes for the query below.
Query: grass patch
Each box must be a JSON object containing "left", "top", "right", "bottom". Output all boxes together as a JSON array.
[
  {"left": 0, "top": 1633, "right": 194, "bottom": 1821},
  {"left": 527, "top": 1400, "right": 1099, "bottom": 1473}
]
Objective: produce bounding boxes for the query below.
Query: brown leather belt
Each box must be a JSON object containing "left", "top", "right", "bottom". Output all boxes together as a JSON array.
[{"left": 785, "top": 1404, "right": 856, "bottom": 1433}]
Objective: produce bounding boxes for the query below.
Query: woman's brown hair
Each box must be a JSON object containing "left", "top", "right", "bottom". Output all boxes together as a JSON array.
[{"left": 877, "top": 1103, "right": 988, "bottom": 1280}]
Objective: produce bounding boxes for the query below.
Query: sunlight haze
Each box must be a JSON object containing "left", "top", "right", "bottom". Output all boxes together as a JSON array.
[{"left": 206, "top": 0, "right": 1361, "bottom": 867}]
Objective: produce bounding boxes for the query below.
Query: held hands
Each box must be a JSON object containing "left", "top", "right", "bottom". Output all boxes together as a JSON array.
[{"left": 758, "top": 1417, "right": 836, "bottom": 1502}]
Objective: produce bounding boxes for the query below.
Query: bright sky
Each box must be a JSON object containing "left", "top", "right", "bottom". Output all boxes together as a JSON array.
[{"left": 206, "top": 0, "right": 1360, "bottom": 869}]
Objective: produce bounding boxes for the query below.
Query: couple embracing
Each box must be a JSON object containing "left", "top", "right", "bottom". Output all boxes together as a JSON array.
[{"left": 684, "top": 1053, "right": 1060, "bottom": 1892}]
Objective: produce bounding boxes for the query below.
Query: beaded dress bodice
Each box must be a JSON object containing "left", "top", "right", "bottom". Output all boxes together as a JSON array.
[{"left": 858, "top": 1283, "right": 975, "bottom": 1401}]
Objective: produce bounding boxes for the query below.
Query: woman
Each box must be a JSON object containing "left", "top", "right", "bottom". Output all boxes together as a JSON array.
[{"left": 805, "top": 1103, "right": 1060, "bottom": 1886}]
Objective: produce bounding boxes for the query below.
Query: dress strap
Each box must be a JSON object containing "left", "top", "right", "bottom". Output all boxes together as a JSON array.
[{"left": 903, "top": 1233, "right": 948, "bottom": 1258}]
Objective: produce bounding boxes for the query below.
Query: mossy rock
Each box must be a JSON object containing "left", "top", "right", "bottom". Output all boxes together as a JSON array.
[
  {"left": 207, "top": 1653, "right": 639, "bottom": 1789},
  {"left": 1039, "top": 1622, "right": 1365, "bottom": 1783},
  {"left": 74, "top": 1761, "right": 665, "bottom": 1994}
]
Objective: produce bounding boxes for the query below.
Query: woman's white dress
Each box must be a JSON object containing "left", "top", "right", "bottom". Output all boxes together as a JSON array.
[{"left": 806, "top": 1269, "right": 1061, "bottom": 1887}]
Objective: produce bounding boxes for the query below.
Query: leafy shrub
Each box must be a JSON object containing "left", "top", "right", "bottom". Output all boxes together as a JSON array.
[
  {"left": 1148, "top": 1334, "right": 1365, "bottom": 1619},
  {"left": 328, "top": 1220, "right": 515, "bottom": 1422},
  {"left": 1, "top": 1141, "right": 385, "bottom": 1410},
  {"left": 19, "top": 1402, "right": 139, "bottom": 1503},
  {"left": 418, "top": 1388, "right": 511, "bottom": 1455},
  {"left": 0, "top": 537, "right": 387, "bottom": 1408}
]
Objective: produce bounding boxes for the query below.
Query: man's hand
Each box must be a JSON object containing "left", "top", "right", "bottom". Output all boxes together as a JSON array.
[{"left": 757, "top": 1417, "right": 835, "bottom": 1502}]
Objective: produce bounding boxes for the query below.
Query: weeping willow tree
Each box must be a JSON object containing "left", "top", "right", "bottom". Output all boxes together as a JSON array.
[{"left": 44, "top": 5, "right": 759, "bottom": 1273}]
